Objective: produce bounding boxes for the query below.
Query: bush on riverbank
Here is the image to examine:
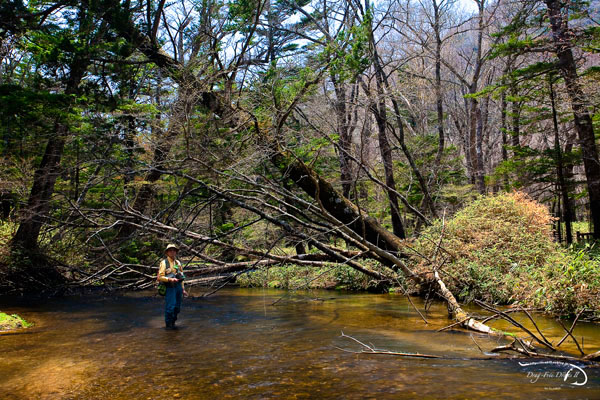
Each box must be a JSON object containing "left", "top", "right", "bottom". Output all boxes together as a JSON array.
[
  {"left": 407, "top": 191, "right": 600, "bottom": 317},
  {"left": 0, "top": 312, "right": 31, "bottom": 331}
]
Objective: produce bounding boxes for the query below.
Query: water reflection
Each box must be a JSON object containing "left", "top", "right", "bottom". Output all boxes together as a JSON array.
[{"left": 1, "top": 288, "right": 598, "bottom": 399}]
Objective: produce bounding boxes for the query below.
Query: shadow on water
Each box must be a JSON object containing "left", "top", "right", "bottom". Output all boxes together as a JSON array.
[{"left": 1, "top": 288, "right": 599, "bottom": 399}]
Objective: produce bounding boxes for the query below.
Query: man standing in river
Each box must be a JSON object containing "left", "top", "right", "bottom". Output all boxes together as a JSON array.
[{"left": 157, "top": 244, "right": 188, "bottom": 330}]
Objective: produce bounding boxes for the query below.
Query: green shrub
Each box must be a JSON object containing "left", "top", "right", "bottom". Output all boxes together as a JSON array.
[
  {"left": 0, "top": 221, "right": 16, "bottom": 260},
  {"left": 529, "top": 246, "right": 600, "bottom": 316},
  {"left": 408, "top": 191, "right": 600, "bottom": 317},
  {"left": 237, "top": 264, "right": 371, "bottom": 290},
  {"left": 0, "top": 312, "right": 32, "bottom": 330}
]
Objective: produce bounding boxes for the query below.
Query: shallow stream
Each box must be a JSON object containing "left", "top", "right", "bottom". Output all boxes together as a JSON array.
[{"left": 1, "top": 288, "right": 599, "bottom": 399}]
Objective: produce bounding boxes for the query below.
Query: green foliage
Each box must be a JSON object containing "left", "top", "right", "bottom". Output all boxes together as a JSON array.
[
  {"left": 0, "top": 222, "right": 16, "bottom": 253},
  {"left": 237, "top": 263, "right": 371, "bottom": 290},
  {"left": 489, "top": 35, "right": 541, "bottom": 59},
  {"left": 491, "top": 141, "right": 581, "bottom": 190},
  {"left": 0, "top": 85, "right": 72, "bottom": 156},
  {"left": 117, "top": 238, "right": 164, "bottom": 265},
  {"left": 273, "top": 65, "right": 318, "bottom": 106},
  {"left": 0, "top": 85, "right": 70, "bottom": 119},
  {"left": 437, "top": 184, "right": 478, "bottom": 207},
  {"left": 533, "top": 245, "right": 600, "bottom": 316},
  {"left": 409, "top": 192, "right": 600, "bottom": 316},
  {"left": 323, "top": 12, "right": 371, "bottom": 83},
  {"left": 226, "top": 0, "right": 261, "bottom": 32},
  {"left": 0, "top": 312, "right": 32, "bottom": 330},
  {"left": 397, "top": 135, "right": 471, "bottom": 215},
  {"left": 218, "top": 222, "right": 235, "bottom": 233}
]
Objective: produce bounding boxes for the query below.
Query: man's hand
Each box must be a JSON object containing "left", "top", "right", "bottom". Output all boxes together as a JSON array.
[
  {"left": 170, "top": 278, "right": 178, "bottom": 283},
  {"left": 183, "top": 289, "right": 189, "bottom": 297}
]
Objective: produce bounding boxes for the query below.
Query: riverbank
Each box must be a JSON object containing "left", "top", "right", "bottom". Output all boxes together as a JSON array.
[
  {"left": 4, "top": 192, "right": 599, "bottom": 321},
  {"left": 238, "top": 193, "right": 600, "bottom": 320},
  {"left": 0, "top": 312, "right": 31, "bottom": 331},
  {"left": 236, "top": 263, "right": 377, "bottom": 291}
]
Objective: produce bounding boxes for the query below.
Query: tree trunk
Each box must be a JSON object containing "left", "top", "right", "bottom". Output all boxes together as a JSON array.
[
  {"left": 332, "top": 76, "right": 355, "bottom": 199},
  {"left": 457, "top": 112, "right": 474, "bottom": 183},
  {"left": 372, "top": 59, "right": 437, "bottom": 218},
  {"left": 500, "top": 85, "right": 509, "bottom": 189},
  {"left": 387, "top": 85, "right": 438, "bottom": 218},
  {"left": 549, "top": 76, "right": 572, "bottom": 244},
  {"left": 433, "top": 0, "right": 445, "bottom": 171},
  {"left": 368, "top": 43, "right": 406, "bottom": 238},
  {"left": 545, "top": 0, "right": 600, "bottom": 239},
  {"left": 468, "top": 96, "right": 480, "bottom": 188},
  {"left": 12, "top": 125, "right": 67, "bottom": 250},
  {"left": 467, "top": 0, "right": 485, "bottom": 191},
  {"left": 272, "top": 152, "right": 405, "bottom": 253},
  {"left": 12, "top": 63, "right": 86, "bottom": 250},
  {"left": 371, "top": 91, "right": 406, "bottom": 239},
  {"left": 563, "top": 135, "right": 576, "bottom": 243},
  {"left": 510, "top": 83, "right": 520, "bottom": 149},
  {"left": 124, "top": 115, "right": 137, "bottom": 185},
  {"left": 475, "top": 100, "right": 485, "bottom": 193},
  {"left": 366, "top": 6, "right": 436, "bottom": 220},
  {"left": 116, "top": 142, "right": 170, "bottom": 239}
]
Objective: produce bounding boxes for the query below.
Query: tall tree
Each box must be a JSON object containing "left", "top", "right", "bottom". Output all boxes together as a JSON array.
[
  {"left": 544, "top": 0, "right": 600, "bottom": 239},
  {"left": 8, "top": 1, "right": 108, "bottom": 251},
  {"left": 548, "top": 75, "right": 573, "bottom": 244},
  {"left": 492, "top": 0, "right": 600, "bottom": 237},
  {"left": 362, "top": 3, "right": 406, "bottom": 237}
]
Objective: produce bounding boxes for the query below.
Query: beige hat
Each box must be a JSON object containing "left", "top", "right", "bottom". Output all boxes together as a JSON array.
[{"left": 165, "top": 243, "right": 179, "bottom": 252}]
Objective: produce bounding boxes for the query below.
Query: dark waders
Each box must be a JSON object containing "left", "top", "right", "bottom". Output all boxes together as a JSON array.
[{"left": 165, "top": 277, "right": 183, "bottom": 329}]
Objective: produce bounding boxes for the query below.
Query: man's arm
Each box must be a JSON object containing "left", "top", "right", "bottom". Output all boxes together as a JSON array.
[
  {"left": 157, "top": 260, "right": 173, "bottom": 283},
  {"left": 178, "top": 260, "right": 188, "bottom": 296}
]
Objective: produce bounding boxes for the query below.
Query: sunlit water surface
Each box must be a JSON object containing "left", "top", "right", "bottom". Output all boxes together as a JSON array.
[{"left": 1, "top": 288, "right": 599, "bottom": 399}]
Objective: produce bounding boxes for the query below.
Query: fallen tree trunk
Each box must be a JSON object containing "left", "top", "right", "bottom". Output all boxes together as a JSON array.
[
  {"left": 433, "top": 270, "right": 494, "bottom": 334},
  {"left": 272, "top": 154, "right": 405, "bottom": 254}
]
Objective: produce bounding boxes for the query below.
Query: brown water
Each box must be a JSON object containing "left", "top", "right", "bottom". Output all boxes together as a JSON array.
[{"left": 1, "top": 288, "right": 599, "bottom": 399}]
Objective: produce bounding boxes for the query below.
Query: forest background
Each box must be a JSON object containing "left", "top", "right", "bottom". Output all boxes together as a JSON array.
[{"left": 1, "top": 0, "right": 600, "bottom": 321}]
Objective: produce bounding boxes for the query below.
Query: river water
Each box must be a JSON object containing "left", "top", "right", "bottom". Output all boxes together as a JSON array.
[{"left": 1, "top": 288, "right": 599, "bottom": 399}]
